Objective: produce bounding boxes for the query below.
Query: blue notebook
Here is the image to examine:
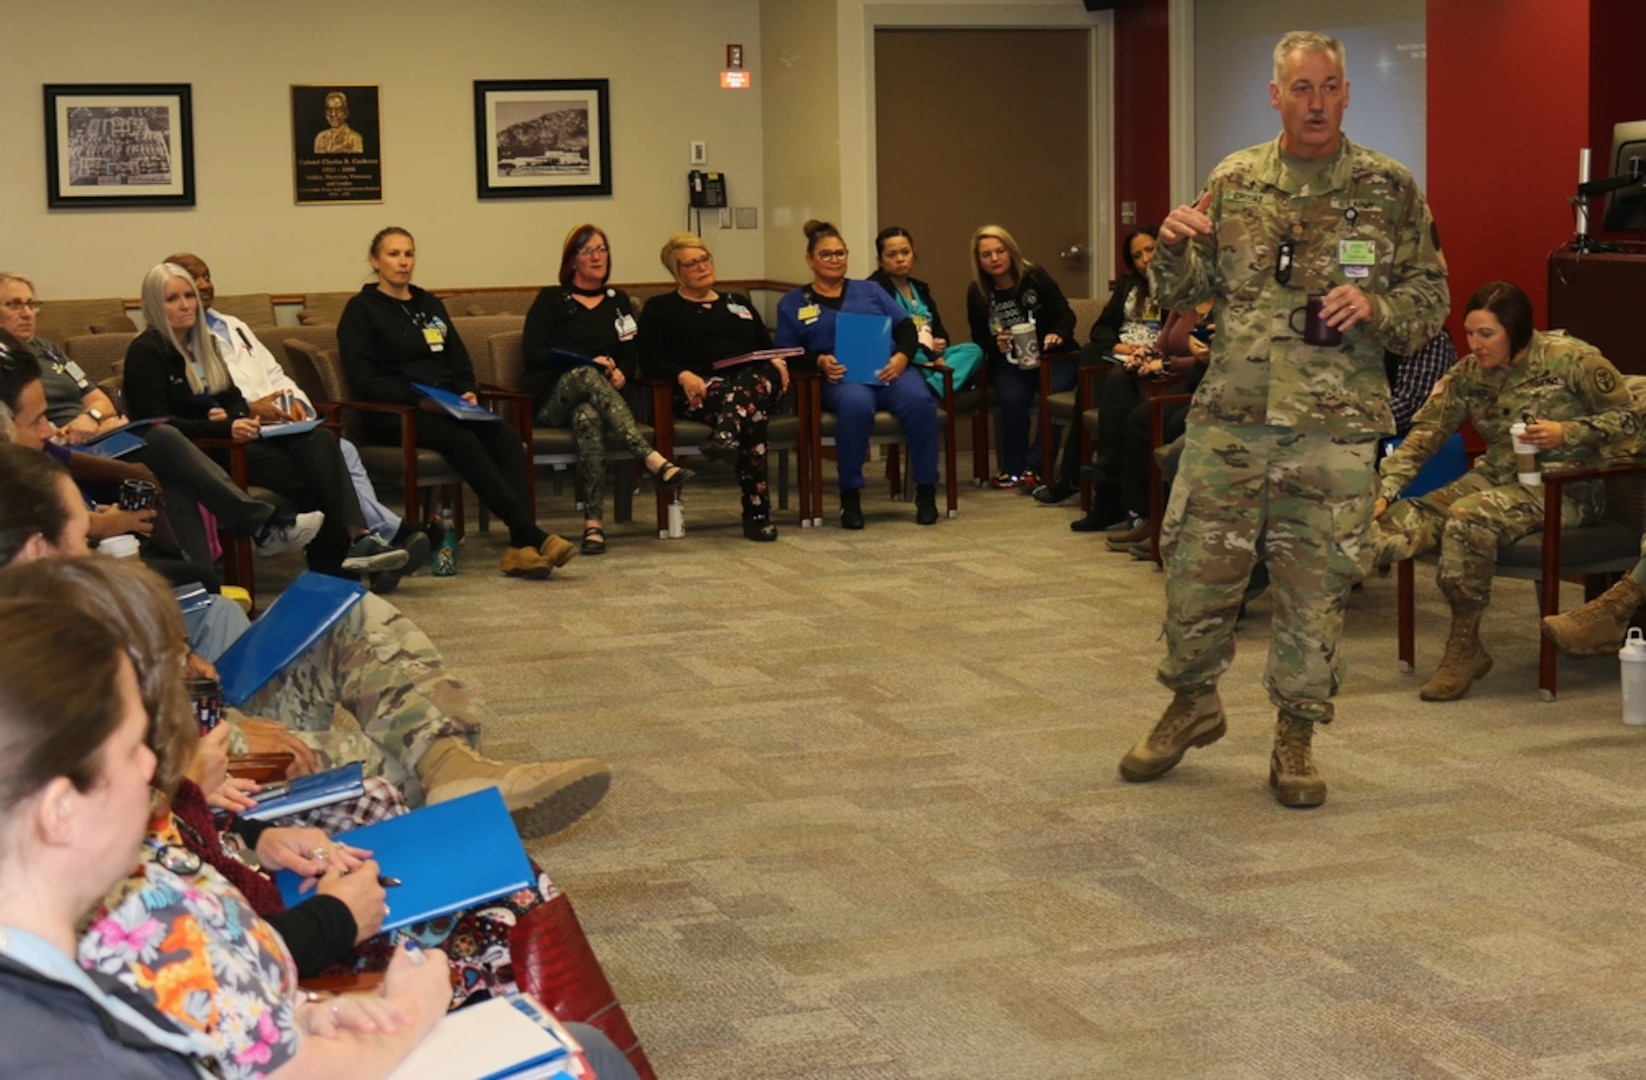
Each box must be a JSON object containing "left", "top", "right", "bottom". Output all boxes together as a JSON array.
[
  {"left": 387, "top": 994, "right": 578, "bottom": 1079},
  {"left": 77, "top": 417, "right": 169, "bottom": 459},
  {"left": 258, "top": 418, "right": 323, "bottom": 439},
  {"left": 273, "top": 788, "right": 534, "bottom": 933},
  {"left": 241, "top": 762, "right": 365, "bottom": 822},
  {"left": 411, "top": 382, "right": 502, "bottom": 422},
  {"left": 215, "top": 572, "right": 366, "bottom": 706},
  {"left": 546, "top": 347, "right": 604, "bottom": 370},
  {"left": 834, "top": 312, "right": 893, "bottom": 384}
]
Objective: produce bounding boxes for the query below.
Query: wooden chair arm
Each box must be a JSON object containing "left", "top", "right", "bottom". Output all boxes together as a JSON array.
[
  {"left": 1542, "top": 456, "right": 1646, "bottom": 486},
  {"left": 227, "top": 754, "right": 294, "bottom": 784}
]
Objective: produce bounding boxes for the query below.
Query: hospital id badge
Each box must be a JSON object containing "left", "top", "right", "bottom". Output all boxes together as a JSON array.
[
  {"left": 797, "top": 304, "right": 821, "bottom": 324},
  {"left": 423, "top": 326, "right": 445, "bottom": 352},
  {"left": 1337, "top": 240, "right": 1376, "bottom": 266}
]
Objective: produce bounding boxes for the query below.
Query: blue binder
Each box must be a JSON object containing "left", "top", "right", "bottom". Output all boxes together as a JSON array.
[
  {"left": 273, "top": 788, "right": 534, "bottom": 933},
  {"left": 411, "top": 382, "right": 502, "bottom": 422},
  {"left": 241, "top": 762, "right": 366, "bottom": 822},
  {"left": 834, "top": 312, "right": 893, "bottom": 384},
  {"left": 214, "top": 572, "right": 366, "bottom": 706}
]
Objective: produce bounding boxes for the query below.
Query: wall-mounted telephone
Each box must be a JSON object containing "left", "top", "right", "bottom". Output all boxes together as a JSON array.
[{"left": 688, "top": 170, "right": 728, "bottom": 208}]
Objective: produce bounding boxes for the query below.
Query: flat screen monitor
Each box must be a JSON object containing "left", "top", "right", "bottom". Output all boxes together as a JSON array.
[{"left": 1601, "top": 119, "right": 1646, "bottom": 232}]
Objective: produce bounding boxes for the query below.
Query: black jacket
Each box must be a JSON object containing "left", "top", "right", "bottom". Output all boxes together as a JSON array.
[
  {"left": 965, "top": 265, "right": 1077, "bottom": 363},
  {"left": 122, "top": 327, "right": 248, "bottom": 440},
  {"left": 1087, "top": 273, "right": 1150, "bottom": 353},
  {"left": 637, "top": 290, "right": 773, "bottom": 381},
  {"left": 336, "top": 284, "right": 477, "bottom": 406},
  {"left": 520, "top": 286, "right": 639, "bottom": 408}
]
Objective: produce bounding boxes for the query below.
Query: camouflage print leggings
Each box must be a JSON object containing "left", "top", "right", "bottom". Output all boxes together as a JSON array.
[
  {"left": 536, "top": 365, "right": 656, "bottom": 521},
  {"left": 230, "top": 593, "right": 481, "bottom": 806},
  {"left": 682, "top": 363, "right": 782, "bottom": 515}
]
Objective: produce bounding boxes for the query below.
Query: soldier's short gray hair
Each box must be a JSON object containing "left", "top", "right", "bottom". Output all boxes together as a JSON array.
[{"left": 1273, "top": 31, "right": 1346, "bottom": 83}]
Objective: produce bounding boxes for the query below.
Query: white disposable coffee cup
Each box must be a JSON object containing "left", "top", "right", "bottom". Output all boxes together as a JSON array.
[
  {"left": 1009, "top": 323, "right": 1040, "bottom": 368},
  {"left": 1510, "top": 422, "right": 1541, "bottom": 486},
  {"left": 98, "top": 534, "right": 141, "bottom": 559}
]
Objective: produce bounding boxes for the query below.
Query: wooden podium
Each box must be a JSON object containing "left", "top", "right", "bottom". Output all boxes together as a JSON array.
[{"left": 1548, "top": 250, "right": 1646, "bottom": 374}]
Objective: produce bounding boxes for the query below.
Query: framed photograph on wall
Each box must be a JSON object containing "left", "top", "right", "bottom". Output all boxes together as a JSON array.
[
  {"left": 473, "top": 79, "right": 611, "bottom": 199},
  {"left": 291, "top": 84, "right": 383, "bottom": 204},
  {"left": 42, "top": 83, "right": 194, "bottom": 209}
]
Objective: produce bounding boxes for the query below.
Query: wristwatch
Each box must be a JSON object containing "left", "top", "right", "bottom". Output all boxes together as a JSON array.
[{"left": 86, "top": 408, "right": 105, "bottom": 422}]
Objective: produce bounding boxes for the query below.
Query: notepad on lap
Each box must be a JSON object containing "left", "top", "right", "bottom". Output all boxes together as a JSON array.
[
  {"left": 241, "top": 763, "right": 365, "bottom": 822},
  {"left": 273, "top": 787, "right": 533, "bottom": 933},
  {"left": 388, "top": 994, "right": 584, "bottom": 1079},
  {"left": 834, "top": 313, "right": 893, "bottom": 383},
  {"left": 258, "top": 419, "right": 324, "bottom": 438},
  {"left": 78, "top": 418, "right": 169, "bottom": 459},
  {"left": 214, "top": 572, "right": 366, "bottom": 706},
  {"left": 710, "top": 346, "right": 804, "bottom": 371},
  {"left": 411, "top": 382, "right": 502, "bottom": 422}
]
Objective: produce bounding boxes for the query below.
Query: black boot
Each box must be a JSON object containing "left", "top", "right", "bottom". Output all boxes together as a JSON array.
[
  {"left": 743, "top": 514, "right": 778, "bottom": 542},
  {"left": 1070, "top": 483, "right": 1125, "bottom": 533},
  {"left": 915, "top": 484, "right": 939, "bottom": 526},
  {"left": 840, "top": 489, "right": 865, "bottom": 530}
]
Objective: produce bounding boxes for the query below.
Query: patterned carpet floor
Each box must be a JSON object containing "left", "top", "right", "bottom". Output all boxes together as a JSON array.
[{"left": 354, "top": 454, "right": 1646, "bottom": 1079}]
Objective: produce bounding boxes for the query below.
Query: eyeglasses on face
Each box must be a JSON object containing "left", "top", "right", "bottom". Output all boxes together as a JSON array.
[
  {"left": 1, "top": 300, "right": 42, "bottom": 313},
  {"left": 678, "top": 253, "right": 714, "bottom": 270},
  {"left": 814, "top": 249, "right": 849, "bottom": 262},
  {"left": 577, "top": 244, "right": 610, "bottom": 257}
]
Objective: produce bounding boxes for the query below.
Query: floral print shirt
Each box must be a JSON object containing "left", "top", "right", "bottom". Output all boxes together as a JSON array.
[{"left": 78, "top": 817, "right": 303, "bottom": 1080}]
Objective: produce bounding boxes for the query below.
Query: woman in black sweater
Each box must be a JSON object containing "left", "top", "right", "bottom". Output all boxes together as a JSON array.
[
  {"left": 122, "top": 262, "right": 402, "bottom": 579},
  {"left": 963, "top": 225, "right": 1078, "bottom": 489},
  {"left": 337, "top": 227, "right": 574, "bottom": 579},
  {"left": 521, "top": 224, "right": 689, "bottom": 555},
  {"left": 639, "top": 232, "right": 788, "bottom": 541}
]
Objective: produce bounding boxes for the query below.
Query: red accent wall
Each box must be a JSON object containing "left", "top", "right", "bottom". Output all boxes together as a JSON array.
[
  {"left": 1112, "top": 0, "right": 1171, "bottom": 274},
  {"left": 1427, "top": 1, "right": 1591, "bottom": 334}
]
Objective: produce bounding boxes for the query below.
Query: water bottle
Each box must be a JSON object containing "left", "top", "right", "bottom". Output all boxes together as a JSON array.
[
  {"left": 667, "top": 490, "right": 685, "bottom": 539},
  {"left": 1621, "top": 627, "right": 1646, "bottom": 725},
  {"left": 432, "top": 508, "right": 458, "bottom": 576}
]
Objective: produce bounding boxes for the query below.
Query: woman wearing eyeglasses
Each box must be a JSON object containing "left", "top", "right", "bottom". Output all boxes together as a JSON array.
[
  {"left": 639, "top": 232, "right": 789, "bottom": 541},
  {"left": 521, "top": 224, "right": 691, "bottom": 555},
  {"left": 774, "top": 220, "right": 940, "bottom": 529},
  {"left": 964, "top": 225, "right": 1077, "bottom": 491}
]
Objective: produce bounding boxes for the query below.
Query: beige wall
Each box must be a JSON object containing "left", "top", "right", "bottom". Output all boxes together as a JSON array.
[
  {"left": 1, "top": 0, "right": 765, "bottom": 300},
  {"left": 759, "top": 0, "right": 842, "bottom": 286}
]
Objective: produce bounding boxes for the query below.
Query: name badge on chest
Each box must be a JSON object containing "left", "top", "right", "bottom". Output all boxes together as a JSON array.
[
  {"left": 422, "top": 325, "right": 445, "bottom": 352},
  {"left": 797, "top": 304, "right": 821, "bottom": 324},
  {"left": 1338, "top": 239, "right": 1376, "bottom": 279},
  {"left": 727, "top": 301, "right": 754, "bottom": 320},
  {"left": 615, "top": 312, "right": 638, "bottom": 340}
]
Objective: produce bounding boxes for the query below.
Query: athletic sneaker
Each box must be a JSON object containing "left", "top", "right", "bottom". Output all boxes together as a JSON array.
[
  {"left": 253, "top": 511, "right": 324, "bottom": 557},
  {"left": 1031, "top": 480, "right": 1076, "bottom": 505},
  {"left": 370, "top": 530, "right": 431, "bottom": 595},
  {"left": 342, "top": 532, "right": 410, "bottom": 574}
]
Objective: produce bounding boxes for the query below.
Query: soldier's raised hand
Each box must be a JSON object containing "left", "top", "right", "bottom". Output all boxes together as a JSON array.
[{"left": 1159, "top": 190, "right": 1214, "bottom": 247}]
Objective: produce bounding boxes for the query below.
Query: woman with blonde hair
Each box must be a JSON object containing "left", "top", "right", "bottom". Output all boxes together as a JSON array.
[
  {"left": 521, "top": 223, "right": 690, "bottom": 555},
  {"left": 964, "top": 224, "right": 1077, "bottom": 489},
  {"left": 639, "top": 232, "right": 789, "bottom": 541},
  {"left": 122, "top": 263, "right": 402, "bottom": 579}
]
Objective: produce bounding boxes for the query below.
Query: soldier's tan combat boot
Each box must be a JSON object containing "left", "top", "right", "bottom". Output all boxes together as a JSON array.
[
  {"left": 1420, "top": 607, "right": 1493, "bottom": 701},
  {"left": 1541, "top": 576, "right": 1646, "bottom": 657},
  {"left": 1269, "top": 713, "right": 1327, "bottom": 808},
  {"left": 418, "top": 737, "right": 611, "bottom": 839},
  {"left": 1119, "top": 687, "right": 1226, "bottom": 782}
]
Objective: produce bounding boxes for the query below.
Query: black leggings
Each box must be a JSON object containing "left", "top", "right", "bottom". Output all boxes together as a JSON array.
[{"left": 368, "top": 411, "right": 545, "bottom": 550}]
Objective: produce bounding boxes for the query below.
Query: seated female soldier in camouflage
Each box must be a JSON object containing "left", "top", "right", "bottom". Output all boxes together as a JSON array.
[
  {"left": 0, "top": 442, "right": 610, "bottom": 840},
  {"left": 1370, "top": 281, "right": 1639, "bottom": 701}
]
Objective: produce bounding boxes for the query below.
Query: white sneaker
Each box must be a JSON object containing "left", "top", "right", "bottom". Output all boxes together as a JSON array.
[{"left": 254, "top": 511, "right": 324, "bottom": 557}]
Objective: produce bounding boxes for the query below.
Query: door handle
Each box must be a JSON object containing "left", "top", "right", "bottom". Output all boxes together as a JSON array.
[{"left": 1060, "top": 244, "right": 1089, "bottom": 262}]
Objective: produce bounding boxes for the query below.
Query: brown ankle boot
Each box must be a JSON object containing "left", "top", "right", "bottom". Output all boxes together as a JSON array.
[
  {"left": 1420, "top": 607, "right": 1493, "bottom": 701},
  {"left": 1119, "top": 687, "right": 1226, "bottom": 782},
  {"left": 1541, "top": 576, "right": 1646, "bottom": 657},
  {"left": 1269, "top": 713, "right": 1327, "bottom": 808},
  {"left": 417, "top": 738, "right": 611, "bottom": 839}
]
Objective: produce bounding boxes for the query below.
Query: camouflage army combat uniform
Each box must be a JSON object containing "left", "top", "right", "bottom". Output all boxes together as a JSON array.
[
  {"left": 1374, "top": 331, "right": 1636, "bottom": 696},
  {"left": 226, "top": 592, "right": 481, "bottom": 805},
  {"left": 1123, "top": 135, "right": 1448, "bottom": 804}
]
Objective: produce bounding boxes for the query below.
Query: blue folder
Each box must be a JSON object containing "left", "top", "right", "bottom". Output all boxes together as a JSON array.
[
  {"left": 241, "top": 762, "right": 365, "bottom": 822},
  {"left": 77, "top": 417, "right": 169, "bottom": 459},
  {"left": 215, "top": 572, "right": 366, "bottom": 706},
  {"left": 1382, "top": 432, "right": 1467, "bottom": 500},
  {"left": 273, "top": 788, "right": 534, "bottom": 933},
  {"left": 258, "top": 418, "right": 323, "bottom": 439},
  {"left": 834, "top": 312, "right": 893, "bottom": 384},
  {"left": 411, "top": 382, "right": 502, "bottom": 422}
]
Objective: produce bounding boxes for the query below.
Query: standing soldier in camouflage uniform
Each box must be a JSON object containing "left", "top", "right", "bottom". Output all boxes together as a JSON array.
[
  {"left": 1118, "top": 30, "right": 1449, "bottom": 808},
  {"left": 1373, "top": 281, "right": 1637, "bottom": 697}
]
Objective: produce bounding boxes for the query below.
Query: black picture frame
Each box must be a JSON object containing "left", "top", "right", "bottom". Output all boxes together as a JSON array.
[
  {"left": 43, "top": 83, "right": 195, "bottom": 209},
  {"left": 473, "top": 79, "right": 612, "bottom": 199}
]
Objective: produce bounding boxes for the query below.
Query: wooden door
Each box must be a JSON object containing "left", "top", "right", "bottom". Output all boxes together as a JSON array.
[{"left": 874, "top": 28, "right": 1094, "bottom": 330}]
